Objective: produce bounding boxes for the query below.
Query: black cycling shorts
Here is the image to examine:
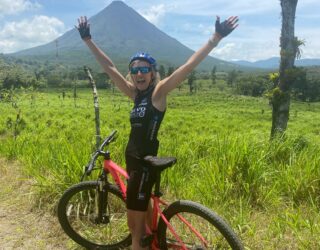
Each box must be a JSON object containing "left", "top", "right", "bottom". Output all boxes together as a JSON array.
[{"left": 125, "top": 155, "right": 156, "bottom": 211}]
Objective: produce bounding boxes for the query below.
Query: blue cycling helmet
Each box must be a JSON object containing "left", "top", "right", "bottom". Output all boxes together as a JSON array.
[{"left": 129, "top": 52, "right": 157, "bottom": 70}]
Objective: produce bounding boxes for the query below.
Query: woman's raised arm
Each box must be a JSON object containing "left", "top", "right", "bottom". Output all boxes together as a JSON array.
[
  {"left": 154, "top": 16, "right": 239, "bottom": 97},
  {"left": 76, "top": 16, "right": 136, "bottom": 99}
]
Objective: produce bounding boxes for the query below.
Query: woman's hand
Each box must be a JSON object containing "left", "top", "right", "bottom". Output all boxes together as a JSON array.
[
  {"left": 215, "top": 16, "right": 239, "bottom": 38},
  {"left": 76, "top": 16, "right": 91, "bottom": 40}
]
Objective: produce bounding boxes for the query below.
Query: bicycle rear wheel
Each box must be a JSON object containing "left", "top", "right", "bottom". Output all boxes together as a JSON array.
[
  {"left": 157, "top": 200, "right": 243, "bottom": 250},
  {"left": 57, "top": 181, "right": 131, "bottom": 249}
]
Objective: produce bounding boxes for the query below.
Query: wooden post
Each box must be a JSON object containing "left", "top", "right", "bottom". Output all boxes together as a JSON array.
[{"left": 84, "top": 66, "right": 101, "bottom": 149}]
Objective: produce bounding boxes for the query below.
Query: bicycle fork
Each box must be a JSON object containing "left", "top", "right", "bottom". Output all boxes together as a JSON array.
[{"left": 95, "top": 172, "right": 110, "bottom": 224}]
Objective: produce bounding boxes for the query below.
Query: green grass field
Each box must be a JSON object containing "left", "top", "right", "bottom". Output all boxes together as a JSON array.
[{"left": 0, "top": 85, "right": 319, "bottom": 249}]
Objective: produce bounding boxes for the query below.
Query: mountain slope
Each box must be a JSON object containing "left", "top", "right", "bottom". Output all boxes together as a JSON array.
[
  {"left": 234, "top": 57, "right": 320, "bottom": 69},
  {"left": 8, "top": 1, "right": 244, "bottom": 72}
]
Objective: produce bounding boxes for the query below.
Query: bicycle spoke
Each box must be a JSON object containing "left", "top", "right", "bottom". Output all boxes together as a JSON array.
[
  {"left": 158, "top": 200, "right": 243, "bottom": 250},
  {"left": 76, "top": 190, "right": 124, "bottom": 243},
  {"left": 61, "top": 183, "right": 129, "bottom": 246},
  {"left": 164, "top": 211, "right": 236, "bottom": 249}
]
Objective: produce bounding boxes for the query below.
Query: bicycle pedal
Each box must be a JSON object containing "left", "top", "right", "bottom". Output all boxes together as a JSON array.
[{"left": 140, "top": 234, "right": 153, "bottom": 247}]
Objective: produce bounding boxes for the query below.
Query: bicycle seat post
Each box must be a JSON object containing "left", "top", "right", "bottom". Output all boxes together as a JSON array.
[
  {"left": 144, "top": 156, "right": 176, "bottom": 198},
  {"left": 154, "top": 171, "right": 162, "bottom": 197}
]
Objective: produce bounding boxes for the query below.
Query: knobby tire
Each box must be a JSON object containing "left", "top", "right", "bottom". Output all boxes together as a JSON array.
[
  {"left": 157, "top": 200, "right": 243, "bottom": 250},
  {"left": 57, "top": 181, "right": 131, "bottom": 249}
]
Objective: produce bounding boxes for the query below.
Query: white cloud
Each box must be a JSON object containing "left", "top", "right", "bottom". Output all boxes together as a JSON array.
[
  {"left": 174, "top": 23, "right": 281, "bottom": 62},
  {"left": 299, "top": 0, "right": 320, "bottom": 6},
  {"left": 225, "top": 1, "right": 276, "bottom": 15},
  {"left": 1, "top": 0, "right": 319, "bottom": 61},
  {"left": 139, "top": 4, "right": 168, "bottom": 25},
  {"left": 213, "top": 43, "right": 237, "bottom": 59},
  {"left": 216, "top": 21, "right": 320, "bottom": 62},
  {"left": 210, "top": 24, "right": 281, "bottom": 61},
  {"left": 136, "top": 0, "right": 319, "bottom": 17},
  {"left": 0, "top": 0, "right": 41, "bottom": 16},
  {"left": 296, "top": 27, "right": 320, "bottom": 58},
  {"left": 127, "top": 0, "right": 320, "bottom": 61},
  {"left": 156, "top": 0, "right": 277, "bottom": 16},
  {"left": 213, "top": 41, "right": 280, "bottom": 62},
  {"left": 0, "top": 15, "right": 65, "bottom": 53},
  {"left": 199, "top": 24, "right": 213, "bottom": 36}
]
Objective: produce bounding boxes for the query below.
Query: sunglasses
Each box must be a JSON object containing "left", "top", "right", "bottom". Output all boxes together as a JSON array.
[{"left": 130, "top": 66, "right": 152, "bottom": 75}]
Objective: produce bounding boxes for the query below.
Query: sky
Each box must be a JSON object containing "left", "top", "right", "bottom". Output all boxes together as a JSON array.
[{"left": 0, "top": 0, "right": 319, "bottom": 62}]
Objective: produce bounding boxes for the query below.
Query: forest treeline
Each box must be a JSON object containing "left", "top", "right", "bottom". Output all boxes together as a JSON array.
[{"left": 1, "top": 56, "right": 320, "bottom": 102}]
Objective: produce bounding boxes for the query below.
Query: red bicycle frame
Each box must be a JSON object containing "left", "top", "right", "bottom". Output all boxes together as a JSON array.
[{"left": 103, "top": 158, "right": 208, "bottom": 250}]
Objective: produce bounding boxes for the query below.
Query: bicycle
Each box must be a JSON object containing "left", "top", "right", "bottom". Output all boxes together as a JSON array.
[{"left": 57, "top": 130, "right": 244, "bottom": 249}]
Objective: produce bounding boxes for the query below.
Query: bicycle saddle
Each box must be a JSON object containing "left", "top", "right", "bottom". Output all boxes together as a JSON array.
[{"left": 143, "top": 156, "right": 177, "bottom": 171}]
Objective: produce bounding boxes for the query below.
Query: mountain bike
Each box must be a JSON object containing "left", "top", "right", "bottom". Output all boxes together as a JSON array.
[{"left": 57, "top": 130, "right": 244, "bottom": 249}]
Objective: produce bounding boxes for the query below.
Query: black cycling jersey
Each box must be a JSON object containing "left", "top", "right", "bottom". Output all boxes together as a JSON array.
[
  {"left": 125, "top": 84, "right": 166, "bottom": 211},
  {"left": 125, "top": 85, "right": 165, "bottom": 158}
]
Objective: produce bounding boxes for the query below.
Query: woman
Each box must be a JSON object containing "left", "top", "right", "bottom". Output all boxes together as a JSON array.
[{"left": 77, "top": 15, "right": 238, "bottom": 250}]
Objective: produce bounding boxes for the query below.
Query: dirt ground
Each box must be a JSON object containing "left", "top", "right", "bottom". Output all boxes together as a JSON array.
[{"left": 0, "top": 158, "right": 73, "bottom": 250}]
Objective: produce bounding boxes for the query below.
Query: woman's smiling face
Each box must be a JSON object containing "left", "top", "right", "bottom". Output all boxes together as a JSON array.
[{"left": 130, "top": 60, "right": 153, "bottom": 91}]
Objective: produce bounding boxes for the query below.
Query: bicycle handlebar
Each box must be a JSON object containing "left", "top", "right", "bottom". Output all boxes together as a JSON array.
[
  {"left": 98, "top": 130, "right": 117, "bottom": 151},
  {"left": 82, "top": 130, "right": 117, "bottom": 179}
]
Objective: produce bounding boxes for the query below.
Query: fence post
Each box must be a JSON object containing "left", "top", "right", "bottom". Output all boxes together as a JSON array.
[{"left": 84, "top": 66, "right": 101, "bottom": 149}]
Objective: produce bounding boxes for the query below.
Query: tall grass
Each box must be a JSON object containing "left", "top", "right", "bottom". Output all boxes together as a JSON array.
[{"left": 0, "top": 87, "right": 319, "bottom": 248}]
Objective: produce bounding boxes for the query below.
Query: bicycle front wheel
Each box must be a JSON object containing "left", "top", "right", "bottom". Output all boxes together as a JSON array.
[
  {"left": 57, "top": 181, "right": 131, "bottom": 249},
  {"left": 157, "top": 200, "right": 243, "bottom": 250}
]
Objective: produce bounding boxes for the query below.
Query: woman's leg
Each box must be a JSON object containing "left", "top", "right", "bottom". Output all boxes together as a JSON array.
[
  {"left": 127, "top": 209, "right": 148, "bottom": 250},
  {"left": 125, "top": 155, "right": 156, "bottom": 249}
]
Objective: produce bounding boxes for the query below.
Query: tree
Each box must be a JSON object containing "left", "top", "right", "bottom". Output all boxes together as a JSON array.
[
  {"left": 235, "top": 75, "right": 272, "bottom": 97},
  {"left": 270, "top": 0, "right": 299, "bottom": 138},
  {"left": 188, "top": 71, "right": 196, "bottom": 93},
  {"left": 158, "top": 65, "right": 166, "bottom": 79},
  {"left": 47, "top": 74, "right": 62, "bottom": 87},
  {"left": 166, "top": 66, "right": 175, "bottom": 77},
  {"left": 227, "top": 70, "right": 238, "bottom": 86},
  {"left": 305, "top": 79, "right": 320, "bottom": 102},
  {"left": 290, "top": 67, "right": 308, "bottom": 100},
  {"left": 211, "top": 66, "right": 217, "bottom": 85},
  {"left": 3, "top": 69, "right": 26, "bottom": 89},
  {"left": 94, "top": 72, "right": 110, "bottom": 88}
]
